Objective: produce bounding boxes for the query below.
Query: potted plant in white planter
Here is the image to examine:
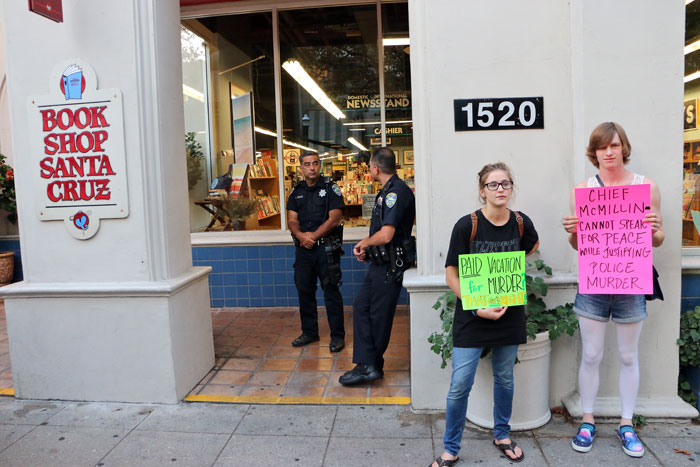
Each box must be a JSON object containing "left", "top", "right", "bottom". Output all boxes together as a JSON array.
[
  {"left": 0, "top": 154, "right": 16, "bottom": 286},
  {"left": 428, "top": 257, "right": 577, "bottom": 429},
  {"left": 678, "top": 306, "right": 700, "bottom": 409}
]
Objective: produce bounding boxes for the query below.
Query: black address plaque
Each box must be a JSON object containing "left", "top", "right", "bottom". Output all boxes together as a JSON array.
[{"left": 454, "top": 97, "right": 544, "bottom": 131}]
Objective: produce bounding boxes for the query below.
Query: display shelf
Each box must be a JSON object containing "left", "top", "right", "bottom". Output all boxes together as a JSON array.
[{"left": 258, "top": 212, "right": 280, "bottom": 220}]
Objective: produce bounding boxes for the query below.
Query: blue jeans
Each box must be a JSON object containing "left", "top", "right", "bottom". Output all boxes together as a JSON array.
[{"left": 443, "top": 345, "right": 519, "bottom": 456}]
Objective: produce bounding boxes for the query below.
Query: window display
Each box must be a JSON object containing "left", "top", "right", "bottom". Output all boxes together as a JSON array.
[
  {"left": 182, "top": 3, "right": 413, "bottom": 234},
  {"left": 684, "top": 1, "right": 700, "bottom": 246}
]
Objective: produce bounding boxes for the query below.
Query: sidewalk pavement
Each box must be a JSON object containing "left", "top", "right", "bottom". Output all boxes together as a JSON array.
[{"left": 0, "top": 397, "right": 697, "bottom": 466}]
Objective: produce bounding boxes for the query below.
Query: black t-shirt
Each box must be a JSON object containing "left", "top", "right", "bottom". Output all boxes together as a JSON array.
[
  {"left": 286, "top": 178, "right": 345, "bottom": 232},
  {"left": 445, "top": 209, "right": 539, "bottom": 348},
  {"left": 370, "top": 174, "right": 416, "bottom": 244}
]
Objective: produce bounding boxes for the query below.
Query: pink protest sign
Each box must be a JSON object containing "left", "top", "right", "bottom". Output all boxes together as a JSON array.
[{"left": 575, "top": 184, "right": 652, "bottom": 294}]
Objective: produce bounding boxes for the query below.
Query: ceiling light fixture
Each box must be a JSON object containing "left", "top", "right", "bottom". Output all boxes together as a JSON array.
[
  {"left": 383, "top": 37, "right": 410, "bottom": 46},
  {"left": 685, "top": 71, "right": 700, "bottom": 83},
  {"left": 254, "top": 126, "right": 277, "bottom": 137},
  {"left": 282, "top": 60, "right": 346, "bottom": 120},
  {"left": 686, "top": 38, "right": 700, "bottom": 55},
  {"left": 254, "top": 126, "right": 316, "bottom": 152},
  {"left": 348, "top": 137, "right": 368, "bottom": 151},
  {"left": 183, "top": 84, "right": 204, "bottom": 102}
]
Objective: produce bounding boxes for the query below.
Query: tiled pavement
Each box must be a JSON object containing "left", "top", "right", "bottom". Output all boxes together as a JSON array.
[
  {"left": 0, "top": 302, "right": 698, "bottom": 464},
  {"left": 0, "top": 401, "right": 697, "bottom": 466},
  {"left": 191, "top": 305, "right": 410, "bottom": 402},
  {"left": 0, "top": 302, "right": 411, "bottom": 402}
]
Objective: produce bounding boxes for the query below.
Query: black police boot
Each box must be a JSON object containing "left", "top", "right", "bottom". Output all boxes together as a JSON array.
[
  {"left": 291, "top": 334, "right": 320, "bottom": 347},
  {"left": 338, "top": 364, "right": 384, "bottom": 386},
  {"left": 329, "top": 337, "right": 345, "bottom": 353}
]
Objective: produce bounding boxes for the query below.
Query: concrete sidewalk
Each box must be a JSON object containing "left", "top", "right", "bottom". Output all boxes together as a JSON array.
[{"left": 0, "top": 397, "right": 697, "bottom": 466}]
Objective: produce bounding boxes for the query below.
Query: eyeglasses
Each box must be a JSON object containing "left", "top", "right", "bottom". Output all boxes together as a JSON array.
[{"left": 482, "top": 181, "right": 513, "bottom": 191}]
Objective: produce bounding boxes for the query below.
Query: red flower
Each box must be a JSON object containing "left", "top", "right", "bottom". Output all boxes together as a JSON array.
[{"left": 5, "top": 170, "right": 12, "bottom": 181}]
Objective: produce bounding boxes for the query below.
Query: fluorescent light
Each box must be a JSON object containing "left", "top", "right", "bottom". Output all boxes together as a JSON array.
[
  {"left": 282, "top": 140, "right": 316, "bottom": 152},
  {"left": 383, "top": 37, "right": 410, "bottom": 46},
  {"left": 349, "top": 128, "right": 365, "bottom": 132},
  {"left": 183, "top": 84, "right": 204, "bottom": 102},
  {"left": 282, "top": 60, "right": 346, "bottom": 120},
  {"left": 686, "top": 39, "right": 700, "bottom": 55},
  {"left": 254, "top": 126, "right": 277, "bottom": 137},
  {"left": 686, "top": 71, "right": 700, "bottom": 83},
  {"left": 254, "top": 126, "right": 316, "bottom": 152},
  {"left": 688, "top": 0, "right": 696, "bottom": 5},
  {"left": 343, "top": 120, "right": 412, "bottom": 126},
  {"left": 348, "top": 137, "right": 368, "bottom": 151}
]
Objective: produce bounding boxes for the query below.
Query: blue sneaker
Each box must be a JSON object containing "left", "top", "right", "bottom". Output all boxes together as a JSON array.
[
  {"left": 571, "top": 422, "right": 596, "bottom": 452},
  {"left": 617, "top": 425, "right": 645, "bottom": 457}
]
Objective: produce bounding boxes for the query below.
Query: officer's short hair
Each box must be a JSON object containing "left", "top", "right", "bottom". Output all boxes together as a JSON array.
[
  {"left": 299, "top": 151, "right": 319, "bottom": 164},
  {"left": 370, "top": 147, "right": 396, "bottom": 175}
]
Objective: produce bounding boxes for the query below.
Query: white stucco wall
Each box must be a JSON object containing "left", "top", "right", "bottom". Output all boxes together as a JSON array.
[
  {"left": 2, "top": 0, "right": 193, "bottom": 284},
  {"left": 569, "top": 0, "right": 685, "bottom": 412},
  {"left": 0, "top": 0, "right": 214, "bottom": 403},
  {"left": 407, "top": 0, "right": 694, "bottom": 416},
  {"left": 0, "top": 19, "right": 11, "bottom": 163}
]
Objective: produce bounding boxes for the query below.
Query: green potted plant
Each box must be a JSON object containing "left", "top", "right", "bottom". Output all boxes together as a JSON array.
[
  {"left": 427, "top": 255, "right": 577, "bottom": 429},
  {"left": 678, "top": 306, "right": 700, "bottom": 408},
  {"left": 220, "top": 197, "right": 259, "bottom": 231},
  {"left": 0, "top": 153, "right": 16, "bottom": 285},
  {"left": 185, "top": 132, "right": 205, "bottom": 191}
]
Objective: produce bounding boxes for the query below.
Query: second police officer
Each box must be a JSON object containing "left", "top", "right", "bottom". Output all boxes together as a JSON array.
[
  {"left": 287, "top": 151, "right": 346, "bottom": 353},
  {"left": 340, "top": 147, "right": 416, "bottom": 385}
]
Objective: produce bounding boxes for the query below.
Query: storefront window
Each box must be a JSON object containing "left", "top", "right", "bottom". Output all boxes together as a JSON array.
[
  {"left": 279, "top": 5, "right": 380, "bottom": 228},
  {"left": 182, "top": 2, "right": 412, "bottom": 234},
  {"left": 181, "top": 26, "right": 212, "bottom": 232},
  {"left": 382, "top": 3, "right": 413, "bottom": 191},
  {"left": 684, "top": 1, "right": 700, "bottom": 246}
]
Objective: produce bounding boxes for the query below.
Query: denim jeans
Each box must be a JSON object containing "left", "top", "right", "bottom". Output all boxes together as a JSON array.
[{"left": 443, "top": 345, "right": 519, "bottom": 456}]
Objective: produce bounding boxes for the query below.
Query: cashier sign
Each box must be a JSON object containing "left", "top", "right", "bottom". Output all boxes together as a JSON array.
[{"left": 28, "top": 59, "right": 128, "bottom": 240}]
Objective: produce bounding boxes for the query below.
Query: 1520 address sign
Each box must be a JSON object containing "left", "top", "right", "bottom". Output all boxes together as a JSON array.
[{"left": 453, "top": 97, "right": 544, "bottom": 131}]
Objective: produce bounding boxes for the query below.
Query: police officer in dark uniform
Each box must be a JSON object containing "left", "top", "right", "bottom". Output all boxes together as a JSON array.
[
  {"left": 339, "top": 147, "right": 416, "bottom": 385},
  {"left": 287, "top": 151, "right": 346, "bottom": 352}
]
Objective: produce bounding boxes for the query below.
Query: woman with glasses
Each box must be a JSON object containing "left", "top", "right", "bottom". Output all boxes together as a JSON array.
[
  {"left": 562, "top": 122, "right": 664, "bottom": 458},
  {"left": 430, "top": 162, "right": 539, "bottom": 467}
]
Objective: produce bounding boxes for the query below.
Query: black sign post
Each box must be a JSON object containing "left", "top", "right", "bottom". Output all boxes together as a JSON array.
[{"left": 454, "top": 97, "right": 544, "bottom": 131}]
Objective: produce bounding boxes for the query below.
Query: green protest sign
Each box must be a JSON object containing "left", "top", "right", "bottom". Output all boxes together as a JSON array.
[{"left": 458, "top": 251, "right": 527, "bottom": 311}]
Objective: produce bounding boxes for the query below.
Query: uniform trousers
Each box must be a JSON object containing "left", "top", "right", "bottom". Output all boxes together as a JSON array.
[
  {"left": 352, "top": 263, "right": 403, "bottom": 369},
  {"left": 294, "top": 245, "right": 344, "bottom": 340}
]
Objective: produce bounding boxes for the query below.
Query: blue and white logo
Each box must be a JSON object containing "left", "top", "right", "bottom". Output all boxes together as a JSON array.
[{"left": 386, "top": 192, "right": 398, "bottom": 208}]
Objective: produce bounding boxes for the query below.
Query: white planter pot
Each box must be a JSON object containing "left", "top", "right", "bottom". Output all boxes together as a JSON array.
[{"left": 466, "top": 331, "right": 552, "bottom": 430}]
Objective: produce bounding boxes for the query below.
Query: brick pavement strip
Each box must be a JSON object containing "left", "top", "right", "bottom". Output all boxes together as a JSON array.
[{"left": 0, "top": 398, "right": 697, "bottom": 465}]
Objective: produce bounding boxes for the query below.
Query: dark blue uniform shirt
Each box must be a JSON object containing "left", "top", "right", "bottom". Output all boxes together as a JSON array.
[
  {"left": 287, "top": 177, "right": 345, "bottom": 233},
  {"left": 370, "top": 174, "right": 415, "bottom": 243}
]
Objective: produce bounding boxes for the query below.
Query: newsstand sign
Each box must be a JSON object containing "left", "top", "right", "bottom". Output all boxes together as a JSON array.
[{"left": 28, "top": 59, "right": 128, "bottom": 240}]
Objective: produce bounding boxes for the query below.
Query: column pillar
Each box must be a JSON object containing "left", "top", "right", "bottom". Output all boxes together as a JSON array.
[
  {"left": 0, "top": 0, "right": 214, "bottom": 403},
  {"left": 405, "top": 0, "right": 696, "bottom": 418}
]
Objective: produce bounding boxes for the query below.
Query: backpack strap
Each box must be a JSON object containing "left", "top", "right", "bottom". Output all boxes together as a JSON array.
[
  {"left": 514, "top": 210, "right": 524, "bottom": 238},
  {"left": 469, "top": 211, "right": 478, "bottom": 250},
  {"left": 469, "top": 210, "right": 524, "bottom": 249}
]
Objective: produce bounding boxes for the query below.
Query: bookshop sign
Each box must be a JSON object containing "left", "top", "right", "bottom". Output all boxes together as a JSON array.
[{"left": 27, "top": 59, "right": 129, "bottom": 240}]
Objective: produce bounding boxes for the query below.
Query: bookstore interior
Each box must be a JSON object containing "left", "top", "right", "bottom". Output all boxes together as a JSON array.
[
  {"left": 181, "top": 3, "right": 413, "bottom": 234},
  {"left": 685, "top": 1, "right": 700, "bottom": 247}
]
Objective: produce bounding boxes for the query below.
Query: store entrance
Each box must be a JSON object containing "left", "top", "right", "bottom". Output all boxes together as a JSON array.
[
  {"left": 186, "top": 305, "right": 410, "bottom": 403},
  {"left": 181, "top": 2, "right": 414, "bottom": 404}
]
